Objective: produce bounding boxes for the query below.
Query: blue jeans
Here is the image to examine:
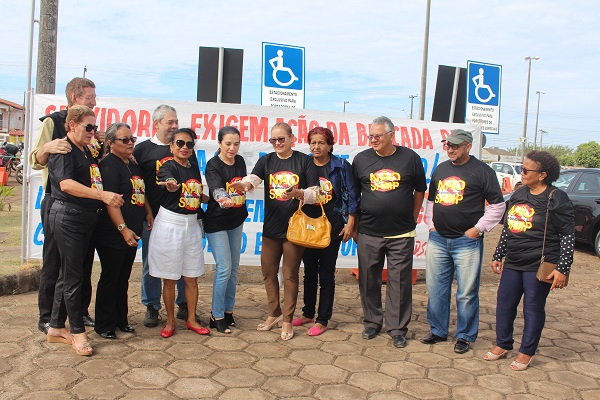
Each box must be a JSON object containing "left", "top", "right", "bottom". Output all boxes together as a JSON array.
[
  {"left": 495, "top": 268, "right": 551, "bottom": 356},
  {"left": 141, "top": 220, "right": 186, "bottom": 310},
  {"left": 425, "top": 230, "right": 483, "bottom": 342},
  {"left": 206, "top": 224, "right": 243, "bottom": 318}
]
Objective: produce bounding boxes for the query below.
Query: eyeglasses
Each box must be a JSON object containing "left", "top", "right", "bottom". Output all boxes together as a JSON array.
[
  {"left": 113, "top": 137, "right": 137, "bottom": 144},
  {"left": 269, "top": 136, "right": 288, "bottom": 144},
  {"left": 78, "top": 95, "right": 97, "bottom": 101},
  {"left": 367, "top": 131, "right": 393, "bottom": 141},
  {"left": 443, "top": 142, "right": 466, "bottom": 151},
  {"left": 174, "top": 139, "right": 195, "bottom": 149},
  {"left": 521, "top": 167, "right": 542, "bottom": 175},
  {"left": 78, "top": 123, "right": 98, "bottom": 133}
]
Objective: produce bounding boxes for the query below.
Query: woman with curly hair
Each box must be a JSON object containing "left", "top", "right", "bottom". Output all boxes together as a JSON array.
[{"left": 485, "top": 151, "right": 575, "bottom": 371}]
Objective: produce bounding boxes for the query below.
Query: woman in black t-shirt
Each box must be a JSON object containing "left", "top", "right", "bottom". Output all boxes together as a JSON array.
[
  {"left": 94, "top": 123, "right": 148, "bottom": 339},
  {"left": 147, "top": 128, "right": 210, "bottom": 338},
  {"left": 486, "top": 151, "right": 575, "bottom": 371},
  {"left": 204, "top": 127, "right": 248, "bottom": 334},
  {"left": 46, "top": 106, "right": 124, "bottom": 356},
  {"left": 231, "top": 122, "right": 319, "bottom": 341}
]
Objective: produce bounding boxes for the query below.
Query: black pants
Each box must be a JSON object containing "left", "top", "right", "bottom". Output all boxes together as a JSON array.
[
  {"left": 48, "top": 201, "right": 99, "bottom": 334},
  {"left": 300, "top": 237, "right": 342, "bottom": 326},
  {"left": 95, "top": 244, "right": 137, "bottom": 333},
  {"left": 38, "top": 195, "right": 94, "bottom": 325}
]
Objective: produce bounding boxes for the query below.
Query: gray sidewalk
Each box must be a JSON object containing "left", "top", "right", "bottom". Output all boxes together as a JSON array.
[{"left": 1, "top": 257, "right": 599, "bottom": 400}]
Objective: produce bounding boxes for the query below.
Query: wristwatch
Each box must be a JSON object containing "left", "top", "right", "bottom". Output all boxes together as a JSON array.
[
  {"left": 474, "top": 226, "right": 484, "bottom": 237},
  {"left": 117, "top": 223, "right": 127, "bottom": 232}
]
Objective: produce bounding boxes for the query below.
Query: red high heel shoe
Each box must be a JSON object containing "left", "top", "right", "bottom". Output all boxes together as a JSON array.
[
  {"left": 160, "top": 325, "right": 175, "bottom": 338},
  {"left": 186, "top": 321, "right": 210, "bottom": 335}
]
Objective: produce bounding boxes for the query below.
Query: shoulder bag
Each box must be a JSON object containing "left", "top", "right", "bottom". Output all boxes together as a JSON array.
[
  {"left": 536, "top": 189, "right": 569, "bottom": 286},
  {"left": 287, "top": 195, "right": 332, "bottom": 249}
]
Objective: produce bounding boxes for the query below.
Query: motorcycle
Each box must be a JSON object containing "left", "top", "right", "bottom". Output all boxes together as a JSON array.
[{"left": 15, "top": 159, "right": 23, "bottom": 185}]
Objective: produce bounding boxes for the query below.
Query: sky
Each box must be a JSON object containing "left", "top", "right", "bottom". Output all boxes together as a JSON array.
[{"left": 1, "top": 0, "right": 599, "bottom": 151}]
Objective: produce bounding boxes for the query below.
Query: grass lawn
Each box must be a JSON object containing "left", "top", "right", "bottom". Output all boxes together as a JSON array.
[{"left": 0, "top": 206, "right": 41, "bottom": 276}]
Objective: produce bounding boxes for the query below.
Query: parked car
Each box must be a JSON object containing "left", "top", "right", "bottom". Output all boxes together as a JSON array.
[
  {"left": 554, "top": 168, "right": 600, "bottom": 258},
  {"left": 491, "top": 162, "right": 522, "bottom": 191}
]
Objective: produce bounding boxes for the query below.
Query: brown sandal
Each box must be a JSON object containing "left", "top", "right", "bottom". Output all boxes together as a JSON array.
[{"left": 47, "top": 334, "right": 73, "bottom": 344}]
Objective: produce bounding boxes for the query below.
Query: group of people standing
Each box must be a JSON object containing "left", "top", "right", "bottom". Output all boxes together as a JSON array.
[{"left": 32, "top": 77, "right": 574, "bottom": 371}]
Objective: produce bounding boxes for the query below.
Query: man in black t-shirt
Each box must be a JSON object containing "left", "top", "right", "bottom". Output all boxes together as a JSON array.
[
  {"left": 352, "top": 116, "right": 427, "bottom": 349},
  {"left": 132, "top": 105, "right": 190, "bottom": 327},
  {"left": 421, "top": 129, "right": 505, "bottom": 354}
]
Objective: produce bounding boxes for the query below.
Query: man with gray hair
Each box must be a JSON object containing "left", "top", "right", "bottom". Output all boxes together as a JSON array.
[
  {"left": 133, "top": 105, "right": 191, "bottom": 327},
  {"left": 352, "top": 116, "right": 427, "bottom": 348}
]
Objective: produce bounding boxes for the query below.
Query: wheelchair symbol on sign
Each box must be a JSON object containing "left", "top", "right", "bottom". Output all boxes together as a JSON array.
[
  {"left": 269, "top": 50, "right": 299, "bottom": 87},
  {"left": 472, "top": 68, "right": 496, "bottom": 103}
]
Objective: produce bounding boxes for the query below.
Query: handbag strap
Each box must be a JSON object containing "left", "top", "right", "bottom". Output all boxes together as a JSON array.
[
  {"left": 541, "top": 188, "right": 558, "bottom": 260},
  {"left": 296, "top": 189, "right": 326, "bottom": 217}
]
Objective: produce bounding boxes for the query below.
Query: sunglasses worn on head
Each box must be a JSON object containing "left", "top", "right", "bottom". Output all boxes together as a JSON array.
[
  {"left": 175, "top": 139, "right": 195, "bottom": 149},
  {"left": 521, "top": 167, "right": 541, "bottom": 175},
  {"left": 269, "top": 136, "right": 287, "bottom": 144},
  {"left": 78, "top": 123, "right": 98, "bottom": 133},
  {"left": 113, "top": 137, "right": 137, "bottom": 144}
]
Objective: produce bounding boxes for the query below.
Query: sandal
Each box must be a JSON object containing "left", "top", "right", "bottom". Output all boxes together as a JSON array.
[
  {"left": 281, "top": 322, "right": 294, "bottom": 341},
  {"left": 47, "top": 333, "right": 73, "bottom": 344},
  {"left": 224, "top": 312, "right": 236, "bottom": 327},
  {"left": 257, "top": 315, "right": 283, "bottom": 331},
  {"left": 210, "top": 314, "right": 231, "bottom": 334},
  {"left": 484, "top": 347, "right": 509, "bottom": 361},
  {"left": 510, "top": 354, "right": 532, "bottom": 371},
  {"left": 292, "top": 317, "right": 314, "bottom": 327},
  {"left": 72, "top": 337, "right": 93, "bottom": 356},
  {"left": 307, "top": 324, "right": 328, "bottom": 336}
]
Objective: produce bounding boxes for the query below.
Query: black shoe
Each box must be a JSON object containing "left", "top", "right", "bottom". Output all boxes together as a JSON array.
[
  {"left": 118, "top": 325, "right": 136, "bottom": 333},
  {"left": 210, "top": 314, "right": 231, "bottom": 334},
  {"left": 392, "top": 335, "right": 407, "bottom": 348},
  {"left": 224, "top": 312, "right": 236, "bottom": 327},
  {"left": 420, "top": 332, "right": 448, "bottom": 345},
  {"left": 144, "top": 306, "right": 159, "bottom": 328},
  {"left": 362, "top": 327, "right": 380, "bottom": 340},
  {"left": 82, "top": 314, "right": 95, "bottom": 327},
  {"left": 99, "top": 331, "right": 117, "bottom": 339},
  {"left": 176, "top": 304, "right": 188, "bottom": 320},
  {"left": 38, "top": 321, "right": 50, "bottom": 334},
  {"left": 454, "top": 339, "right": 470, "bottom": 354}
]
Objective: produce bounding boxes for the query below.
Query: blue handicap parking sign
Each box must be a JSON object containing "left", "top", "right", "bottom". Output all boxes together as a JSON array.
[
  {"left": 263, "top": 43, "right": 304, "bottom": 91},
  {"left": 467, "top": 62, "right": 501, "bottom": 107}
]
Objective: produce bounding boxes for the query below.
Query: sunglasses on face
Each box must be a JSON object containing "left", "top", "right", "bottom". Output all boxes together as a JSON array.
[
  {"left": 367, "top": 131, "right": 393, "bottom": 141},
  {"left": 521, "top": 167, "right": 541, "bottom": 175},
  {"left": 443, "top": 142, "right": 465, "bottom": 151},
  {"left": 269, "top": 136, "right": 288, "bottom": 144},
  {"left": 78, "top": 123, "right": 98, "bottom": 133},
  {"left": 174, "top": 139, "right": 195, "bottom": 149},
  {"left": 113, "top": 137, "right": 137, "bottom": 144}
]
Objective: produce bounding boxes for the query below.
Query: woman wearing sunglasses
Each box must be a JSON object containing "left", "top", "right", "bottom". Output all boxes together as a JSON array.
[
  {"left": 204, "top": 126, "right": 248, "bottom": 334},
  {"left": 231, "top": 122, "right": 319, "bottom": 340},
  {"left": 94, "top": 123, "right": 147, "bottom": 339},
  {"left": 148, "top": 128, "right": 210, "bottom": 338},
  {"left": 486, "top": 151, "right": 574, "bottom": 370},
  {"left": 46, "top": 106, "right": 124, "bottom": 356}
]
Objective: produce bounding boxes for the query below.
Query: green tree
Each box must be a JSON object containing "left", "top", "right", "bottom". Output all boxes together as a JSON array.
[{"left": 574, "top": 141, "right": 600, "bottom": 168}]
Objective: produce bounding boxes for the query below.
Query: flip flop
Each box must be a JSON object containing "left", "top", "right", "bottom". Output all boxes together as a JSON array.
[{"left": 307, "top": 325, "right": 328, "bottom": 336}]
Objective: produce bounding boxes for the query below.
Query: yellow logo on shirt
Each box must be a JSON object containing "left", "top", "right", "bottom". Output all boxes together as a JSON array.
[
  {"left": 269, "top": 171, "right": 300, "bottom": 201},
  {"left": 314, "top": 177, "right": 333, "bottom": 205},
  {"left": 435, "top": 176, "right": 466, "bottom": 205},
  {"left": 370, "top": 169, "right": 400, "bottom": 192},
  {"left": 179, "top": 179, "right": 203, "bottom": 210},
  {"left": 226, "top": 177, "right": 246, "bottom": 208},
  {"left": 90, "top": 164, "right": 103, "bottom": 191},
  {"left": 155, "top": 156, "right": 174, "bottom": 183},
  {"left": 507, "top": 203, "right": 536, "bottom": 233},
  {"left": 130, "top": 175, "right": 145, "bottom": 206}
]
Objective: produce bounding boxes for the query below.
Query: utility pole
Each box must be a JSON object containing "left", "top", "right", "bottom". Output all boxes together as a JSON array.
[
  {"left": 539, "top": 129, "right": 547, "bottom": 150},
  {"left": 520, "top": 56, "right": 539, "bottom": 160},
  {"left": 36, "top": 0, "right": 59, "bottom": 94},
  {"left": 418, "top": 0, "right": 431, "bottom": 120},
  {"left": 409, "top": 94, "right": 418, "bottom": 119},
  {"left": 83, "top": 65, "right": 87, "bottom": 78},
  {"left": 533, "top": 90, "right": 545, "bottom": 150},
  {"left": 343, "top": 101, "right": 349, "bottom": 113}
]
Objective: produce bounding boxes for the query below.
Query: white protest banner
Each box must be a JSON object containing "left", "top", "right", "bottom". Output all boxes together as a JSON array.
[{"left": 27, "top": 94, "right": 480, "bottom": 268}]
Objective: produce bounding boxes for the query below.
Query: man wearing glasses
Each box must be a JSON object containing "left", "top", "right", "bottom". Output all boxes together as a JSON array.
[
  {"left": 32, "top": 77, "right": 101, "bottom": 334},
  {"left": 352, "top": 116, "right": 427, "bottom": 348},
  {"left": 132, "top": 105, "right": 195, "bottom": 328},
  {"left": 421, "top": 129, "right": 505, "bottom": 353}
]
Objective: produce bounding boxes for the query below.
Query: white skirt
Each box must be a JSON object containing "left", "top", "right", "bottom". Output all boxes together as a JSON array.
[{"left": 148, "top": 206, "right": 205, "bottom": 280}]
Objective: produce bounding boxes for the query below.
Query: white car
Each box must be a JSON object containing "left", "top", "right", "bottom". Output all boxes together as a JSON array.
[{"left": 490, "top": 162, "right": 522, "bottom": 191}]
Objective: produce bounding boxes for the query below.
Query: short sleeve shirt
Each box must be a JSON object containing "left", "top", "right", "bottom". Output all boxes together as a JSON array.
[{"left": 157, "top": 159, "right": 204, "bottom": 216}]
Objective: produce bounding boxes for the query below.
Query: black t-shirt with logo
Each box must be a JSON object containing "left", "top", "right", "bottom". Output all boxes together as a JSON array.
[
  {"left": 303, "top": 161, "right": 344, "bottom": 236},
  {"left": 251, "top": 151, "right": 319, "bottom": 239},
  {"left": 95, "top": 154, "right": 147, "bottom": 249},
  {"left": 502, "top": 185, "right": 574, "bottom": 271},
  {"left": 352, "top": 146, "right": 427, "bottom": 237},
  {"left": 132, "top": 140, "right": 173, "bottom": 217},
  {"left": 157, "top": 159, "right": 204, "bottom": 216},
  {"left": 48, "top": 137, "right": 104, "bottom": 210},
  {"left": 204, "top": 154, "right": 249, "bottom": 233},
  {"left": 428, "top": 156, "right": 504, "bottom": 238}
]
